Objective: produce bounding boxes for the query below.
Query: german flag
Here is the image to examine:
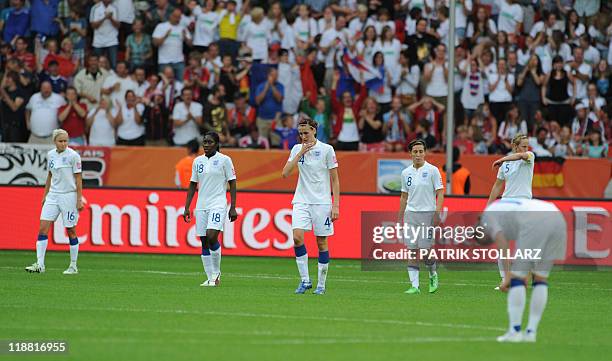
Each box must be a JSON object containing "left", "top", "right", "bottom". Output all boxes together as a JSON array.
[{"left": 533, "top": 156, "right": 565, "bottom": 188}]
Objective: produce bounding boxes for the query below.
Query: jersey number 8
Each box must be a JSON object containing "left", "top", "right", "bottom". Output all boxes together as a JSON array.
[
  {"left": 49, "top": 160, "right": 54, "bottom": 169},
  {"left": 406, "top": 176, "right": 412, "bottom": 187},
  {"left": 197, "top": 164, "right": 204, "bottom": 173}
]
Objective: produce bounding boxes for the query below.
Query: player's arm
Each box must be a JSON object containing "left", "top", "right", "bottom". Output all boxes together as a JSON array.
[
  {"left": 74, "top": 172, "right": 83, "bottom": 211},
  {"left": 330, "top": 168, "right": 340, "bottom": 221},
  {"left": 42, "top": 171, "right": 52, "bottom": 206},
  {"left": 228, "top": 179, "right": 238, "bottom": 222},
  {"left": 492, "top": 152, "right": 533, "bottom": 168},
  {"left": 183, "top": 181, "right": 197, "bottom": 222},
  {"left": 281, "top": 143, "right": 313, "bottom": 178},
  {"left": 434, "top": 188, "right": 444, "bottom": 225},
  {"left": 398, "top": 192, "right": 408, "bottom": 223},
  {"left": 486, "top": 179, "right": 504, "bottom": 206}
]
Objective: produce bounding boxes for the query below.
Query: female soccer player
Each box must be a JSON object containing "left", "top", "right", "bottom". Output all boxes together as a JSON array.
[
  {"left": 398, "top": 139, "right": 444, "bottom": 294},
  {"left": 183, "top": 132, "right": 238, "bottom": 287},
  {"left": 25, "top": 129, "right": 83, "bottom": 274},
  {"left": 282, "top": 115, "right": 340, "bottom": 295},
  {"left": 487, "top": 133, "right": 535, "bottom": 289}
]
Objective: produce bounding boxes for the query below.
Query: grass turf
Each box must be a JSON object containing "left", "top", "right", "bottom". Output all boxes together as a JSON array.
[{"left": 0, "top": 250, "right": 610, "bottom": 361}]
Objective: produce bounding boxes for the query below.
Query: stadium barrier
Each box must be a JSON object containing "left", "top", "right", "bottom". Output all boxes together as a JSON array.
[
  {"left": 1, "top": 144, "right": 610, "bottom": 198},
  {"left": 1, "top": 186, "right": 610, "bottom": 266}
]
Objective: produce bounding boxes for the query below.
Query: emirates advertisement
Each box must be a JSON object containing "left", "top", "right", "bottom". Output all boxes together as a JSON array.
[{"left": 0, "top": 186, "right": 610, "bottom": 266}]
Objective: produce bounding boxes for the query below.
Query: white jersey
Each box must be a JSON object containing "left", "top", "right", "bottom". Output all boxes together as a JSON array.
[
  {"left": 190, "top": 152, "right": 236, "bottom": 211},
  {"left": 482, "top": 198, "right": 566, "bottom": 260},
  {"left": 401, "top": 161, "right": 444, "bottom": 212},
  {"left": 497, "top": 151, "right": 535, "bottom": 199},
  {"left": 47, "top": 147, "right": 82, "bottom": 194},
  {"left": 289, "top": 141, "right": 338, "bottom": 205}
]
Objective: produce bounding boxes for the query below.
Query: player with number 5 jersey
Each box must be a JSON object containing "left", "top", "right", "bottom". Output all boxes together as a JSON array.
[
  {"left": 487, "top": 134, "right": 535, "bottom": 289},
  {"left": 26, "top": 129, "right": 84, "bottom": 275},
  {"left": 282, "top": 115, "right": 340, "bottom": 295},
  {"left": 183, "top": 132, "right": 238, "bottom": 287}
]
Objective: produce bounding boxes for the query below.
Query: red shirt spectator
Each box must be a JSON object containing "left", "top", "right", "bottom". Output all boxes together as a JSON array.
[
  {"left": 44, "top": 53, "right": 77, "bottom": 79},
  {"left": 58, "top": 87, "right": 88, "bottom": 139}
]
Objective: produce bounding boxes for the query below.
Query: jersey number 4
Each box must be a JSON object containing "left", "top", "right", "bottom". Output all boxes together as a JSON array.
[
  {"left": 324, "top": 217, "right": 331, "bottom": 227},
  {"left": 298, "top": 155, "right": 305, "bottom": 165}
]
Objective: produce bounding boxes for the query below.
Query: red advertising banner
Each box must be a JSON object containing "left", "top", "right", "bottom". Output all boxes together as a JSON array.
[{"left": 1, "top": 186, "right": 610, "bottom": 266}]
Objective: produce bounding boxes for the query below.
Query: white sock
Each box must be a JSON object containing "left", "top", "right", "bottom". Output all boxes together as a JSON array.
[
  {"left": 408, "top": 266, "right": 419, "bottom": 288},
  {"left": 508, "top": 284, "right": 526, "bottom": 332},
  {"left": 498, "top": 258, "right": 506, "bottom": 280},
  {"left": 69, "top": 244, "right": 79, "bottom": 267},
  {"left": 317, "top": 263, "right": 328, "bottom": 289},
  {"left": 527, "top": 283, "right": 548, "bottom": 334},
  {"left": 427, "top": 261, "right": 437, "bottom": 277},
  {"left": 210, "top": 248, "right": 221, "bottom": 275},
  {"left": 36, "top": 239, "right": 48, "bottom": 267},
  {"left": 200, "top": 255, "right": 213, "bottom": 280},
  {"left": 296, "top": 254, "right": 309, "bottom": 282}
]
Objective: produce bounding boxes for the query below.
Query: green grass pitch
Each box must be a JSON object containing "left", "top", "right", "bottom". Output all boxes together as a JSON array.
[{"left": 1, "top": 250, "right": 611, "bottom": 361}]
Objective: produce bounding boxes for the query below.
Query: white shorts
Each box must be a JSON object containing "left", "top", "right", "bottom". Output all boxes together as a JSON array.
[
  {"left": 40, "top": 192, "right": 78, "bottom": 228},
  {"left": 511, "top": 212, "right": 567, "bottom": 279},
  {"left": 292, "top": 203, "right": 334, "bottom": 237},
  {"left": 403, "top": 211, "right": 435, "bottom": 249},
  {"left": 195, "top": 208, "right": 226, "bottom": 236}
]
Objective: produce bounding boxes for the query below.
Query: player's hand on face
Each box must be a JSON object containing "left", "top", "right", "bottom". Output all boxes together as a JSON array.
[
  {"left": 76, "top": 199, "right": 84, "bottom": 212},
  {"left": 228, "top": 207, "right": 238, "bottom": 222},
  {"left": 183, "top": 209, "right": 192, "bottom": 223},
  {"left": 331, "top": 204, "right": 340, "bottom": 221},
  {"left": 300, "top": 142, "right": 315, "bottom": 155}
]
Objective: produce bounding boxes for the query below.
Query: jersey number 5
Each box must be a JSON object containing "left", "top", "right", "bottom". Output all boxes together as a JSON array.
[{"left": 504, "top": 163, "right": 510, "bottom": 173}]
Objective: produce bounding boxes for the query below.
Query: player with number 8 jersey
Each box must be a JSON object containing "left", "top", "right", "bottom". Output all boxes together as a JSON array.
[
  {"left": 26, "top": 129, "right": 84, "bottom": 275},
  {"left": 282, "top": 115, "right": 340, "bottom": 295},
  {"left": 183, "top": 132, "right": 238, "bottom": 287}
]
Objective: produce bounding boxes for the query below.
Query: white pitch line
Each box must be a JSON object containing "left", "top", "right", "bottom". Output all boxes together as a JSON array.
[
  {"left": 0, "top": 303, "right": 505, "bottom": 332},
  {"left": 3, "top": 265, "right": 611, "bottom": 291}
]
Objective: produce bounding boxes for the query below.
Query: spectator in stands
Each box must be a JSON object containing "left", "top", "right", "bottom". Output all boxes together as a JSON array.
[
  {"left": 133, "top": 67, "right": 149, "bottom": 99},
  {"left": 218, "top": 0, "right": 243, "bottom": 60},
  {"left": 516, "top": 54, "right": 544, "bottom": 130},
  {"left": 174, "top": 139, "right": 200, "bottom": 188},
  {"left": 239, "top": 125, "right": 270, "bottom": 149},
  {"left": 0, "top": 70, "right": 28, "bottom": 142},
  {"left": 454, "top": 125, "right": 475, "bottom": 155},
  {"left": 414, "top": 119, "right": 437, "bottom": 150},
  {"left": 273, "top": 113, "right": 299, "bottom": 150},
  {"left": 243, "top": 7, "right": 270, "bottom": 63},
  {"left": 383, "top": 96, "right": 411, "bottom": 152},
  {"left": 25, "top": 81, "right": 66, "bottom": 144},
  {"left": 58, "top": 86, "right": 87, "bottom": 145},
  {"left": 466, "top": 5, "right": 497, "bottom": 46},
  {"left": 278, "top": 48, "right": 302, "bottom": 115},
  {"left": 115, "top": 90, "right": 145, "bottom": 146},
  {"left": 171, "top": 87, "right": 202, "bottom": 147},
  {"left": 73, "top": 54, "right": 109, "bottom": 110},
  {"left": 488, "top": 58, "right": 515, "bottom": 126},
  {"left": 143, "top": 91, "right": 170, "bottom": 146},
  {"left": 370, "top": 51, "right": 393, "bottom": 116},
  {"left": 331, "top": 71, "right": 366, "bottom": 151},
  {"left": 255, "top": 67, "right": 283, "bottom": 142},
  {"left": 530, "top": 126, "right": 553, "bottom": 156},
  {"left": 584, "top": 129, "right": 608, "bottom": 158},
  {"left": 153, "top": 8, "right": 192, "bottom": 79},
  {"left": 125, "top": 18, "right": 153, "bottom": 72},
  {"left": 114, "top": 0, "right": 135, "bottom": 48},
  {"left": 319, "top": 14, "right": 348, "bottom": 88},
  {"left": 188, "top": 0, "right": 221, "bottom": 53},
  {"left": 146, "top": 0, "right": 174, "bottom": 33},
  {"left": 11, "top": 36, "right": 35, "bottom": 72},
  {"left": 219, "top": 54, "right": 239, "bottom": 106},
  {"left": 396, "top": 50, "right": 420, "bottom": 108},
  {"left": 423, "top": 44, "right": 448, "bottom": 128},
  {"left": 86, "top": 97, "right": 116, "bottom": 146},
  {"left": 566, "top": 47, "right": 592, "bottom": 102},
  {"left": 60, "top": 7, "right": 87, "bottom": 67},
  {"left": 583, "top": 82, "right": 606, "bottom": 114},
  {"left": 593, "top": 60, "right": 611, "bottom": 101},
  {"left": 43, "top": 38, "right": 77, "bottom": 79},
  {"left": 406, "top": 18, "right": 438, "bottom": 68},
  {"left": 461, "top": 53, "right": 485, "bottom": 122},
  {"left": 227, "top": 92, "right": 256, "bottom": 141},
  {"left": 183, "top": 51, "right": 210, "bottom": 103},
  {"left": 39, "top": 60, "right": 67, "bottom": 95},
  {"left": 497, "top": 0, "right": 523, "bottom": 42},
  {"left": 102, "top": 61, "right": 137, "bottom": 109},
  {"left": 30, "top": 0, "right": 60, "bottom": 40},
  {"left": 156, "top": 65, "right": 183, "bottom": 111},
  {"left": 299, "top": 93, "right": 331, "bottom": 144},
  {"left": 553, "top": 125, "right": 576, "bottom": 157},
  {"left": 358, "top": 96, "right": 384, "bottom": 152},
  {"left": 408, "top": 96, "right": 445, "bottom": 146},
  {"left": 497, "top": 104, "right": 528, "bottom": 153},
  {"left": 89, "top": 0, "right": 120, "bottom": 68},
  {"left": 542, "top": 55, "right": 575, "bottom": 127},
  {"left": 2, "top": 0, "right": 29, "bottom": 44}
]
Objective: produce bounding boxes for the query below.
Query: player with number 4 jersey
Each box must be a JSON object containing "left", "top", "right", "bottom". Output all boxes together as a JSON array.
[
  {"left": 282, "top": 115, "right": 340, "bottom": 295},
  {"left": 26, "top": 129, "right": 84, "bottom": 275},
  {"left": 183, "top": 132, "right": 238, "bottom": 287}
]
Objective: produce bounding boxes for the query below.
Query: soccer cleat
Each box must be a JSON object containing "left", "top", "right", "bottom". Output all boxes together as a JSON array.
[
  {"left": 523, "top": 331, "right": 537, "bottom": 343},
  {"left": 212, "top": 273, "right": 221, "bottom": 286},
  {"left": 496, "top": 331, "right": 523, "bottom": 343},
  {"left": 25, "top": 263, "right": 45, "bottom": 273},
  {"left": 429, "top": 274, "right": 439, "bottom": 293},
  {"left": 294, "top": 281, "right": 312, "bottom": 294},
  {"left": 63, "top": 265, "right": 78, "bottom": 275},
  {"left": 404, "top": 287, "right": 420, "bottom": 294},
  {"left": 494, "top": 286, "right": 501, "bottom": 291},
  {"left": 200, "top": 279, "right": 217, "bottom": 287},
  {"left": 313, "top": 287, "right": 325, "bottom": 295}
]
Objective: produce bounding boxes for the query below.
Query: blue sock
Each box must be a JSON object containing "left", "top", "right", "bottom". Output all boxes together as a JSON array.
[
  {"left": 318, "top": 250, "right": 329, "bottom": 264},
  {"left": 200, "top": 236, "right": 210, "bottom": 256},
  {"left": 210, "top": 241, "right": 220, "bottom": 251},
  {"left": 37, "top": 234, "right": 48, "bottom": 241},
  {"left": 69, "top": 237, "right": 79, "bottom": 246},
  {"left": 294, "top": 244, "right": 307, "bottom": 257},
  {"left": 532, "top": 281, "right": 548, "bottom": 287}
]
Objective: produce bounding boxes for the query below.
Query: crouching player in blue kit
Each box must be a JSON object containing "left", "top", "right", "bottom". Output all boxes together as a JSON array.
[
  {"left": 26, "top": 129, "right": 83, "bottom": 275},
  {"left": 481, "top": 198, "right": 567, "bottom": 343},
  {"left": 183, "top": 132, "right": 238, "bottom": 287},
  {"left": 282, "top": 115, "right": 340, "bottom": 295}
]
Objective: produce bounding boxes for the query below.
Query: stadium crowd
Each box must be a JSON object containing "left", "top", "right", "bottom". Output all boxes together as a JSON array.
[{"left": 0, "top": 0, "right": 610, "bottom": 158}]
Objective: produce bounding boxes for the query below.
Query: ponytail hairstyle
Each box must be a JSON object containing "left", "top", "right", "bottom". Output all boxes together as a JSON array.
[
  {"left": 52, "top": 129, "right": 69, "bottom": 142},
  {"left": 204, "top": 131, "right": 221, "bottom": 152},
  {"left": 297, "top": 113, "right": 318, "bottom": 138},
  {"left": 511, "top": 133, "right": 528, "bottom": 149}
]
